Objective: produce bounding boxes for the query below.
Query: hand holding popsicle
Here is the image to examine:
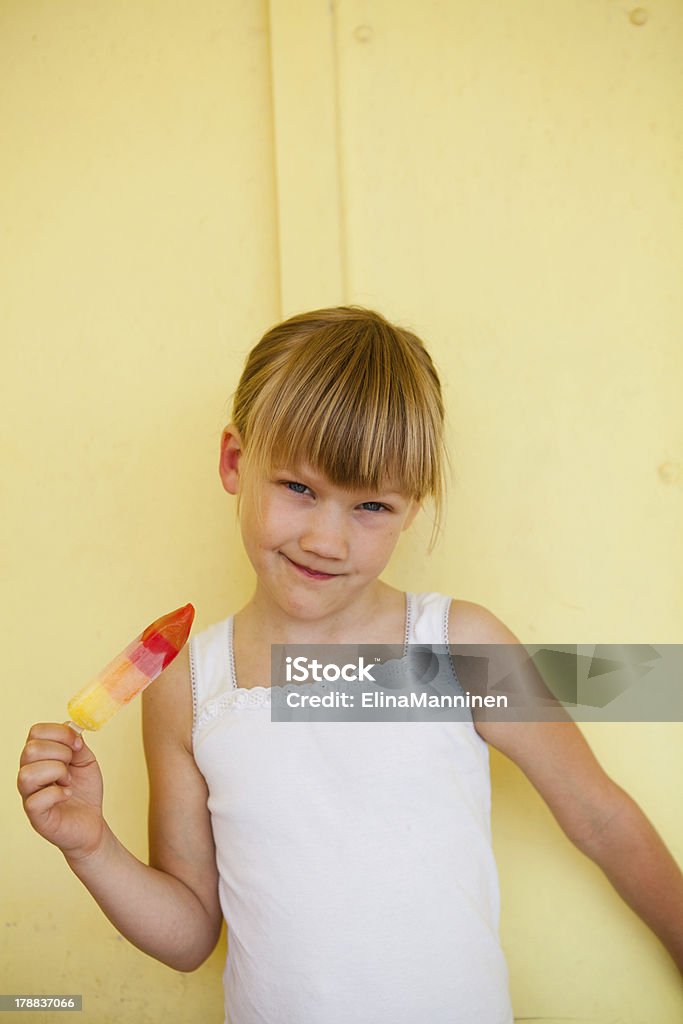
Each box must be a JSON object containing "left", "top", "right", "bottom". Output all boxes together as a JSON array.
[
  {"left": 18, "top": 723, "right": 106, "bottom": 859},
  {"left": 18, "top": 604, "right": 195, "bottom": 859},
  {"left": 18, "top": 603, "right": 220, "bottom": 970}
]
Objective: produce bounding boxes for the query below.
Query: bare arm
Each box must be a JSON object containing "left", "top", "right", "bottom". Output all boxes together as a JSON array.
[
  {"left": 73, "top": 644, "right": 221, "bottom": 969},
  {"left": 568, "top": 781, "right": 683, "bottom": 971},
  {"left": 450, "top": 600, "right": 683, "bottom": 974},
  {"left": 141, "top": 642, "right": 223, "bottom": 967},
  {"left": 18, "top": 646, "right": 221, "bottom": 971}
]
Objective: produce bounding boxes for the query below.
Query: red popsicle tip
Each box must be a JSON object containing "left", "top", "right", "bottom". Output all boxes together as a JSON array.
[{"left": 141, "top": 603, "right": 195, "bottom": 654}]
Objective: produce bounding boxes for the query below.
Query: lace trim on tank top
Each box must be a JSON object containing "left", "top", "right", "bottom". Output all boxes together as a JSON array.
[
  {"left": 194, "top": 592, "right": 415, "bottom": 727},
  {"left": 442, "top": 595, "right": 466, "bottom": 694},
  {"left": 189, "top": 632, "right": 199, "bottom": 728}
]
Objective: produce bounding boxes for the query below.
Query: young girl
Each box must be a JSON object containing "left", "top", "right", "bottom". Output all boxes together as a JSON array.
[{"left": 18, "top": 306, "right": 683, "bottom": 1023}]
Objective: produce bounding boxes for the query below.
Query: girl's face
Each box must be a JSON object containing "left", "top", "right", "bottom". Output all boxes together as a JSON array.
[{"left": 220, "top": 430, "right": 419, "bottom": 620}]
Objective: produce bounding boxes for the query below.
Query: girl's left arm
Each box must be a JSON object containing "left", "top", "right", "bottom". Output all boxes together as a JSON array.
[{"left": 449, "top": 600, "right": 683, "bottom": 974}]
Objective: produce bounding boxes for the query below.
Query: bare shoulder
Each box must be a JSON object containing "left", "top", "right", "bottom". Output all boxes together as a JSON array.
[
  {"left": 448, "top": 599, "right": 521, "bottom": 646},
  {"left": 448, "top": 599, "right": 528, "bottom": 750},
  {"left": 447, "top": 598, "right": 567, "bottom": 754},
  {"left": 142, "top": 642, "right": 193, "bottom": 753},
  {"left": 448, "top": 600, "right": 617, "bottom": 837}
]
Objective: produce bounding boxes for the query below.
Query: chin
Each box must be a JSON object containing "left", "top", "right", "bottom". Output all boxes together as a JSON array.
[
  {"left": 276, "top": 588, "right": 339, "bottom": 620},
  {"left": 283, "top": 594, "right": 330, "bottom": 617}
]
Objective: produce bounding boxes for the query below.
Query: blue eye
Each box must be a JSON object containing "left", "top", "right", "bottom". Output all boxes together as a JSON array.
[
  {"left": 360, "top": 502, "right": 387, "bottom": 513},
  {"left": 284, "top": 481, "right": 310, "bottom": 495}
]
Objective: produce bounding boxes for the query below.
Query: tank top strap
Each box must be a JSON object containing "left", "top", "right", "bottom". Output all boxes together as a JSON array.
[
  {"left": 189, "top": 616, "right": 232, "bottom": 727},
  {"left": 408, "top": 591, "right": 452, "bottom": 646}
]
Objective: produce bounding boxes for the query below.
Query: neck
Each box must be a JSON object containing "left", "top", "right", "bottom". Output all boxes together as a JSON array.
[{"left": 237, "top": 579, "right": 401, "bottom": 644}]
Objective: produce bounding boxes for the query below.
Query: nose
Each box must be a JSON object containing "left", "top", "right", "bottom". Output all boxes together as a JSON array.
[{"left": 298, "top": 503, "right": 349, "bottom": 563}]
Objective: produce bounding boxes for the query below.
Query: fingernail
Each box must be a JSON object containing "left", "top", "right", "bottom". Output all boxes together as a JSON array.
[{"left": 74, "top": 737, "right": 83, "bottom": 750}]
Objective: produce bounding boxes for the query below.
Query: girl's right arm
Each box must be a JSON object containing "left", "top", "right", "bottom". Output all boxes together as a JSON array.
[{"left": 17, "top": 645, "right": 222, "bottom": 972}]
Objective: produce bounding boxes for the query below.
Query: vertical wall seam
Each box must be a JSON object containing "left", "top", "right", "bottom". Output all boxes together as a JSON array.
[
  {"left": 265, "top": 0, "right": 284, "bottom": 320},
  {"left": 265, "top": 0, "right": 345, "bottom": 313},
  {"left": 329, "top": 0, "right": 349, "bottom": 303}
]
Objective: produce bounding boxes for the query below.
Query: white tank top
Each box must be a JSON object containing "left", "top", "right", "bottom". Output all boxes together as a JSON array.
[{"left": 190, "top": 592, "right": 513, "bottom": 1024}]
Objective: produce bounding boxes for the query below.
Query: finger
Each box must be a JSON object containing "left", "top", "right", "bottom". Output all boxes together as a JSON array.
[
  {"left": 64, "top": 732, "right": 98, "bottom": 770},
  {"left": 17, "top": 759, "right": 71, "bottom": 799},
  {"left": 23, "top": 783, "right": 72, "bottom": 826},
  {"left": 22, "top": 724, "right": 82, "bottom": 765},
  {"left": 20, "top": 737, "right": 77, "bottom": 769},
  {"left": 24, "top": 723, "right": 83, "bottom": 753}
]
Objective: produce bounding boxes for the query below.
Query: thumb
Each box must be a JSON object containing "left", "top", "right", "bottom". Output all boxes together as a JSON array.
[{"left": 63, "top": 723, "right": 98, "bottom": 768}]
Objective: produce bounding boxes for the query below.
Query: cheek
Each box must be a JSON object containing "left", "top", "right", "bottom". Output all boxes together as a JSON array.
[
  {"left": 249, "top": 497, "right": 285, "bottom": 546},
  {"left": 365, "top": 525, "right": 401, "bottom": 557}
]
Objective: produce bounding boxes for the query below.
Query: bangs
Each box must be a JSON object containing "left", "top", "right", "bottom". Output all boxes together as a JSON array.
[{"left": 243, "top": 319, "right": 441, "bottom": 501}]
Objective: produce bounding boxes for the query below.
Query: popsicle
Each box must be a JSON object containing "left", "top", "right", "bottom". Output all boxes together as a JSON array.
[{"left": 67, "top": 604, "right": 195, "bottom": 732}]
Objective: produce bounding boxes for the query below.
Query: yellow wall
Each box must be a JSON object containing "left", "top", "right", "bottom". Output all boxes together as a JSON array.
[{"left": 3, "top": 1, "right": 681, "bottom": 1021}]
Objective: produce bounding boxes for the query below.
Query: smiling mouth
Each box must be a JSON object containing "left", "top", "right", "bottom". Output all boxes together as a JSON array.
[{"left": 281, "top": 554, "right": 340, "bottom": 580}]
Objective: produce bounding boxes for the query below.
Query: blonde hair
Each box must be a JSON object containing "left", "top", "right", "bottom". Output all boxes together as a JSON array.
[{"left": 230, "top": 305, "right": 449, "bottom": 551}]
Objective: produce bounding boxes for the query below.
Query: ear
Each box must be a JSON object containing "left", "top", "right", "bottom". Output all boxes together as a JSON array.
[
  {"left": 219, "top": 424, "right": 243, "bottom": 495},
  {"left": 401, "top": 500, "right": 421, "bottom": 532}
]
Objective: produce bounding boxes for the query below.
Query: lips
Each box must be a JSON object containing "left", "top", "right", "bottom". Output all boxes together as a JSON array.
[{"left": 282, "top": 554, "right": 339, "bottom": 580}]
